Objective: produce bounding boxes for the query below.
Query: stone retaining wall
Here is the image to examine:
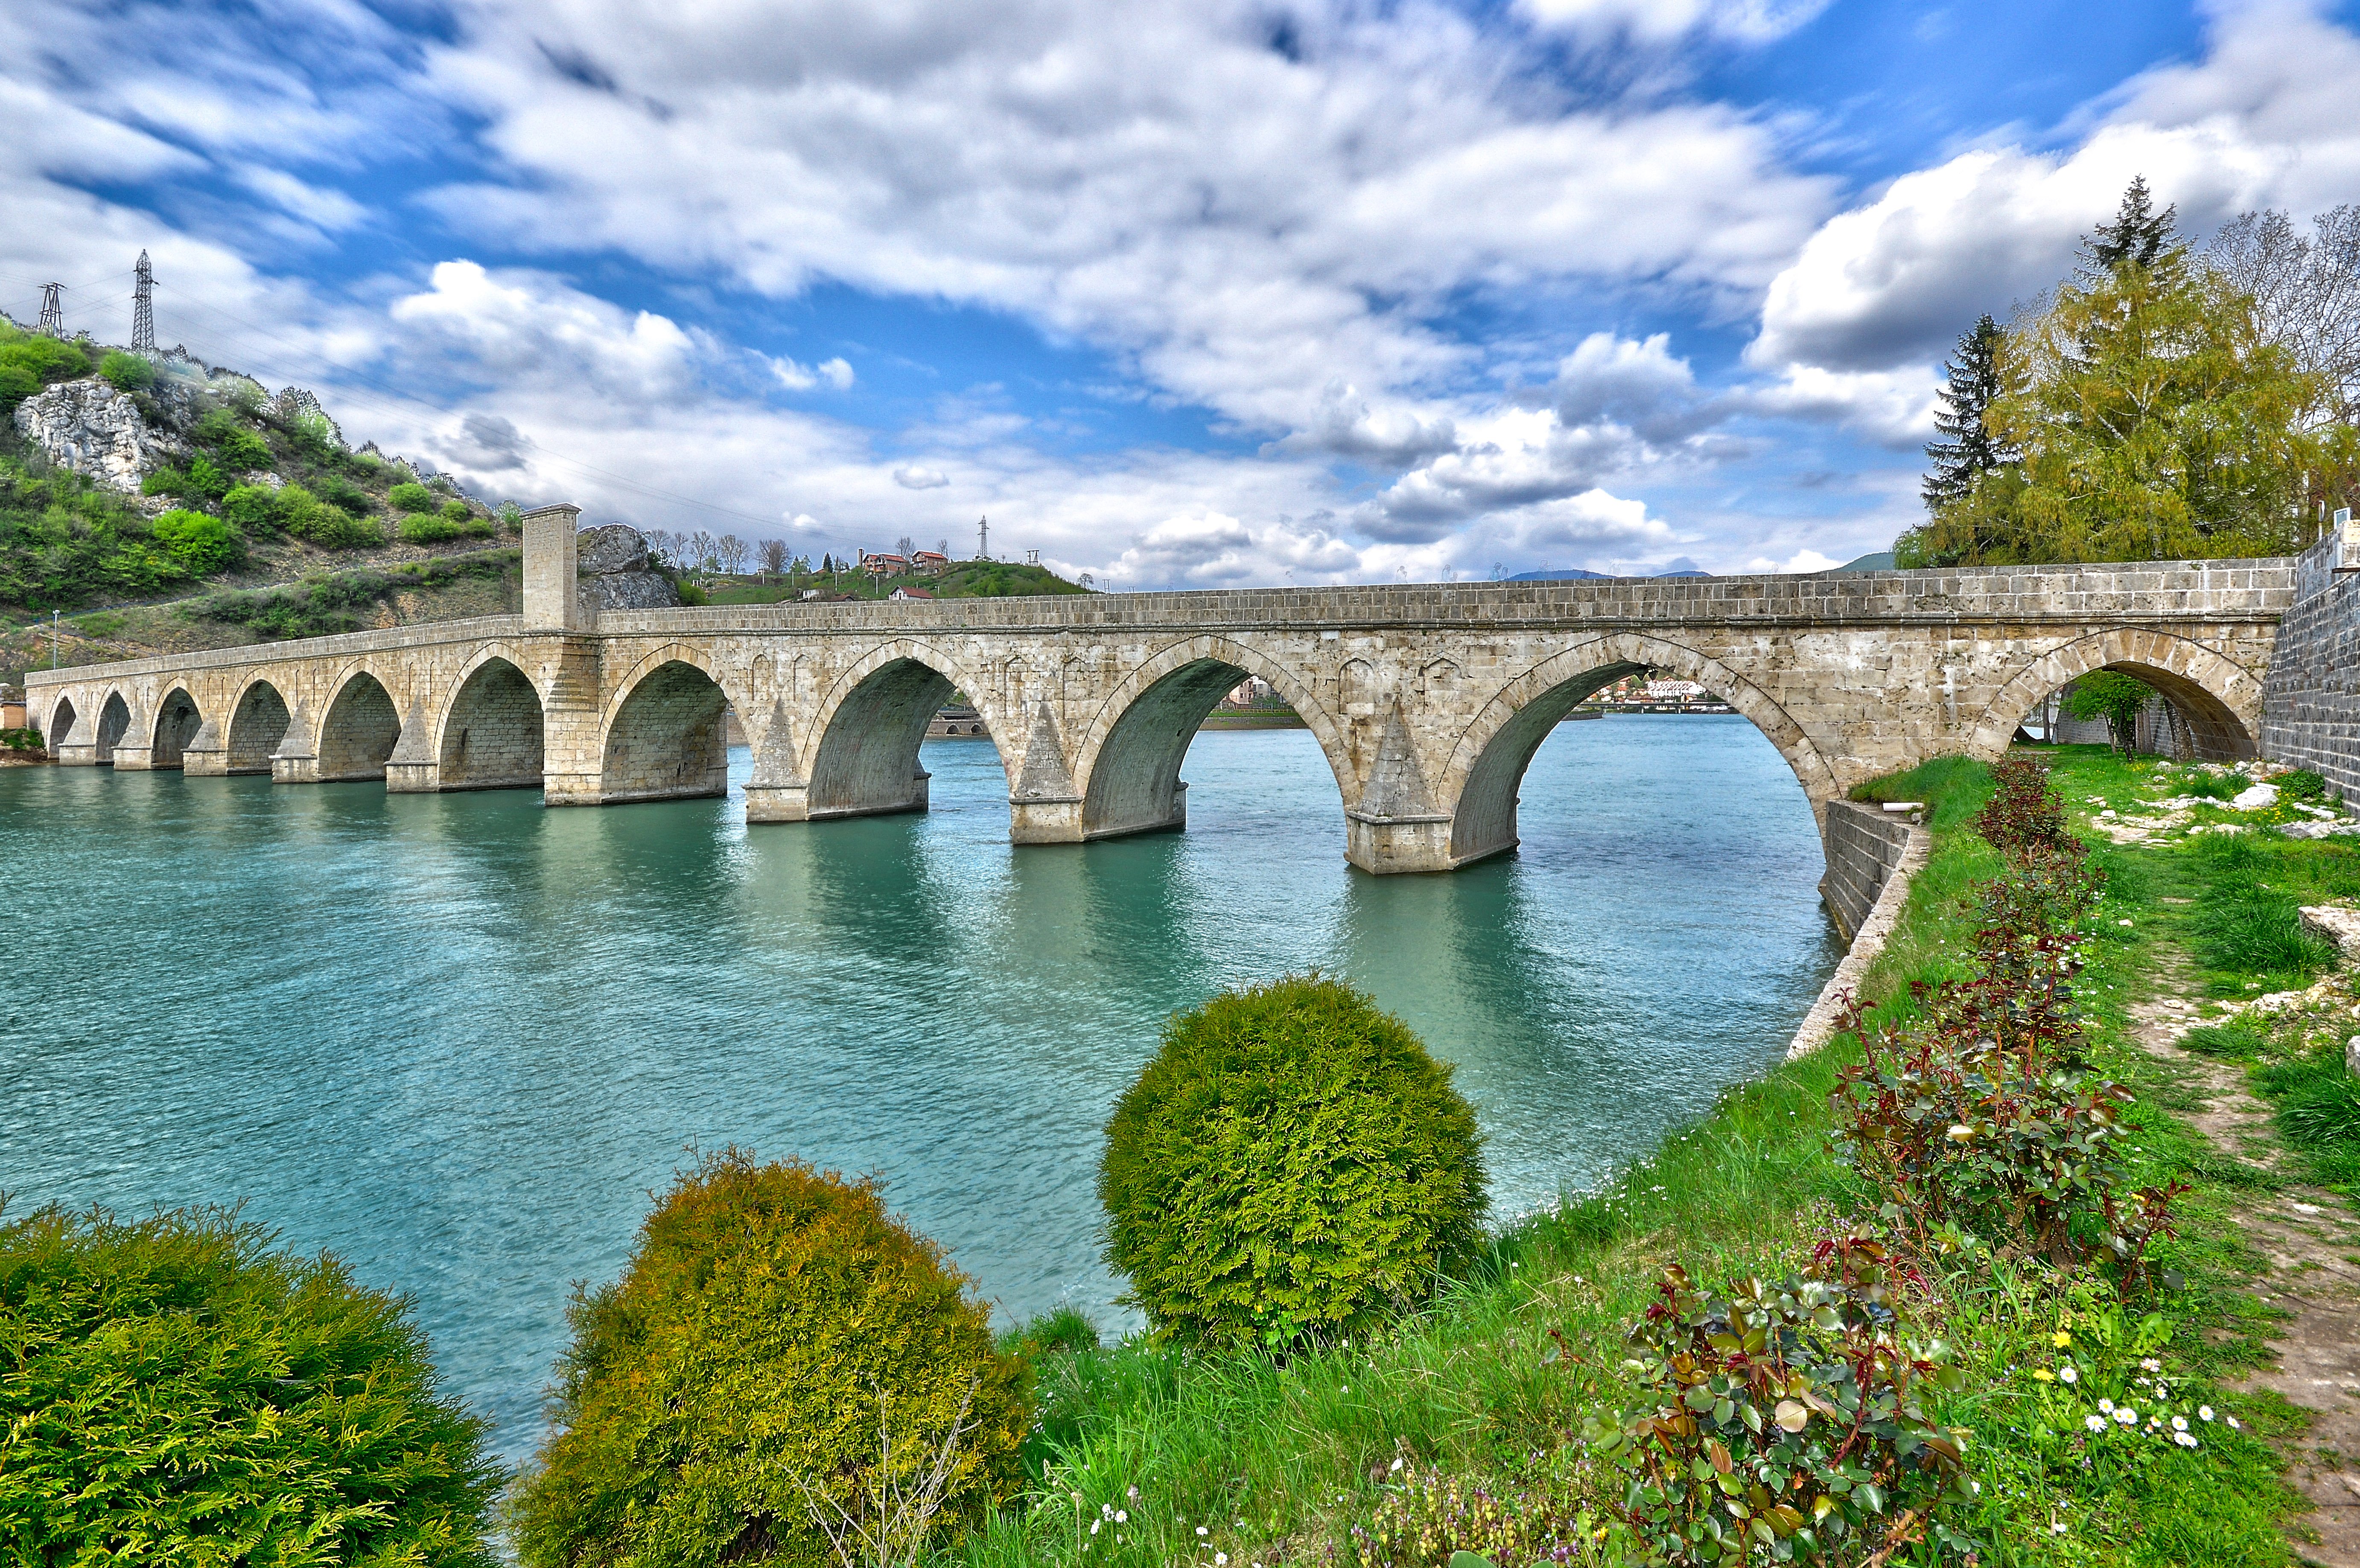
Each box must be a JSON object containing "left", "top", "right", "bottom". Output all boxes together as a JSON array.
[
  {"left": 2261, "top": 533, "right": 2360, "bottom": 799},
  {"left": 1820, "top": 799, "right": 1914, "bottom": 943}
]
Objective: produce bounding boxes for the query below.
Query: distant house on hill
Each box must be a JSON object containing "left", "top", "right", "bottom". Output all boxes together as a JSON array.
[
  {"left": 861, "top": 551, "right": 909, "bottom": 575},
  {"left": 911, "top": 550, "right": 950, "bottom": 575},
  {"left": 889, "top": 586, "right": 935, "bottom": 601}
]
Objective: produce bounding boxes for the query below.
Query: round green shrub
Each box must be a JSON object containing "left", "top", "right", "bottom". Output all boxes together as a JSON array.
[
  {"left": 2279, "top": 768, "right": 2328, "bottom": 801},
  {"left": 399, "top": 511, "right": 464, "bottom": 545},
  {"left": 1099, "top": 974, "right": 1488, "bottom": 1351},
  {"left": 220, "top": 482, "right": 283, "bottom": 535},
  {"left": 512, "top": 1151, "right": 1030, "bottom": 1568},
  {"left": 387, "top": 481, "right": 437, "bottom": 515},
  {"left": 98, "top": 350, "right": 154, "bottom": 391},
  {"left": 149, "top": 508, "right": 244, "bottom": 573},
  {"left": 0, "top": 1204, "right": 500, "bottom": 1565}
]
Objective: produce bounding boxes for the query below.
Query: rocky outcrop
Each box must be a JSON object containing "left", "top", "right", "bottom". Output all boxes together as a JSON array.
[
  {"left": 576, "top": 523, "right": 679, "bottom": 612},
  {"left": 12, "top": 378, "right": 187, "bottom": 493}
]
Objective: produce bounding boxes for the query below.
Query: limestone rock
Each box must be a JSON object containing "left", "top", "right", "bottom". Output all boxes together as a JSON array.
[
  {"left": 2232, "top": 781, "right": 2279, "bottom": 809},
  {"left": 2301, "top": 904, "right": 2360, "bottom": 959},
  {"left": 576, "top": 524, "right": 651, "bottom": 575},
  {"left": 580, "top": 570, "right": 680, "bottom": 612},
  {"left": 12, "top": 378, "right": 186, "bottom": 493}
]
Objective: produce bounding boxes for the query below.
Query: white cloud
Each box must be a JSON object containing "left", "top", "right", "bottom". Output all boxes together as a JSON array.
[
  {"left": 389, "top": 260, "right": 706, "bottom": 397},
  {"left": 774, "top": 353, "right": 855, "bottom": 391},
  {"left": 1515, "top": 0, "right": 1829, "bottom": 44},
  {"left": 1742, "top": 364, "right": 1939, "bottom": 448},
  {"left": 420, "top": 0, "right": 1830, "bottom": 441},
  {"left": 893, "top": 464, "right": 950, "bottom": 489},
  {"left": 1752, "top": 2, "right": 2360, "bottom": 373}
]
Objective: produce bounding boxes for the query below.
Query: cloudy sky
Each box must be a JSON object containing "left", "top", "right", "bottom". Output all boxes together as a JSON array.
[{"left": 6, "top": 0, "right": 2357, "bottom": 587}]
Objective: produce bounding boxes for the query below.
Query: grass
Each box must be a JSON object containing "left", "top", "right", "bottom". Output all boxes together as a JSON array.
[{"left": 961, "top": 745, "right": 2328, "bottom": 1568}]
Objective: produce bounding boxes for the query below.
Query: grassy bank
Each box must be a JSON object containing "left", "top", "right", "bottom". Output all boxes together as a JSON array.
[{"left": 978, "top": 747, "right": 2340, "bottom": 1568}]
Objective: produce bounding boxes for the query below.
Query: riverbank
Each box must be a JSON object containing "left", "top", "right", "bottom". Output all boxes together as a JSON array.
[{"left": 982, "top": 746, "right": 2354, "bottom": 1568}]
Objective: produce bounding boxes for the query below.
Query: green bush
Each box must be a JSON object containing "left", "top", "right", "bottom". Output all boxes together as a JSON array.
[
  {"left": 0, "top": 1204, "right": 500, "bottom": 1565},
  {"left": 149, "top": 508, "right": 243, "bottom": 574},
  {"left": 511, "top": 1151, "right": 1030, "bottom": 1568},
  {"left": 220, "top": 482, "right": 283, "bottom": 535},
  {"left": 397, "top": 509, "right": 492, "bottom": 545},
  {"left": 0, "top": 325, "right": 93, "bottom": 411},
  {"left": 1098, "top": 974, "right": 1488, "bottom": 1352},
  {"left": 98, "top": 350, "right": 154, "bottom": 391},
  {"left": 279, "top": 483, "right": 382, "bottom": 547},
  {"left": 315, "top": 472, "right": 376, "bottom": 517},
  {"left": 2278, "top": 768, "right": 2329, "bottom": 801},
  {"left": 387, "top": 481, "right": 437, "bottom": 514},
  {"left": 195, "top": 407, "right": 272, "bottom": 471}
]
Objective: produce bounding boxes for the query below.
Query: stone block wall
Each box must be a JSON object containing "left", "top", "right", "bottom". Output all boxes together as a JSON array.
[
  {"left": 1820, "top": 800, "right": 1913, "bottom": 943},
  {"left": 2261, "top": 535, "right": 2360, "bottom": 798}
]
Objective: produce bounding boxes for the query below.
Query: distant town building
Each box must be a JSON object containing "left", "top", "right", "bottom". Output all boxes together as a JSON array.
[
  {"left": 889, "top": 586, "right": 935, "bottom": 601},
  {"left": 911, "top": 550, "right": 950, "bottom": 575},
  {"left": 861, "top": 551, "right": 909, "bottom": 575}
]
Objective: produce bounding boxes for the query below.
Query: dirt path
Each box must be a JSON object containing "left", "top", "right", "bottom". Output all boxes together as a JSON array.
[{"left": 2129, "top": 979, "right": 2360, "bottom": 1566}]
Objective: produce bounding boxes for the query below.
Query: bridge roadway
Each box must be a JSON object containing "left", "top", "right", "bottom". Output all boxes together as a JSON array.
[{"left": 24, "top": 506, "right": 2296, "bottom": 875}]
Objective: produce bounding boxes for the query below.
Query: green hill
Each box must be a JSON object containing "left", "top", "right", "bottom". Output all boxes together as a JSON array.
[{"left": 700, "top": 557, "right": 1089, "bottom": 604}]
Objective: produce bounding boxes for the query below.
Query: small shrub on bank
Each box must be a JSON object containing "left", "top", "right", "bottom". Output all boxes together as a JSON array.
[
  {"left": 1972, "top": 754, "right": 2067, "bottom": 853},
  {"left": 1590, "top": 1238, "right": 1973, "bottom": 1566},
  {"left": 98, "top": 350, "right": 153, "bottom": 391},
  {"left": 2278, "top": 768, "right": 2328, "bottom": 801},
  {"left": 511, "top": 1150, "right": 1030, "bottom": 1568},
  {"left": 148, "top": 507, "right": 244, "bottom": 574},
  {"left": 0, "top": 1203, "right": 500, "bottom": 1565},
  {"left": 1099, "top": 974, "right": 1488, "bottom": 1352},
  {"left": 388, "top": 481, "right": 437, "bottom": 515}
]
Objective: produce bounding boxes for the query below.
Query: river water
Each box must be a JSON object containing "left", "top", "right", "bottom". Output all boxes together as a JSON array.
[{"left": 4, "top": 715, "right": 1840, "bottom": 1461}]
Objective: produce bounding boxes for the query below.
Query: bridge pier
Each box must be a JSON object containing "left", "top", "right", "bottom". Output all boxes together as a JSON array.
[
  {"left": 53, "top": 710, "right": 100, "bottom": 766},
  {"left": 1344, "top": 809, "right": 1462, "bottom": 874},
  {"left": 181, "top": 717, "right": 228, "bottom": 776}
]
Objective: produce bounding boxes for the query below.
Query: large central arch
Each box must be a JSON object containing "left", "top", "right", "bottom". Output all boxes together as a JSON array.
[
  {"left": 1441, "top": 633, "right": 1838, "bottom": 867},
  {"left": 225, "top": 679, "right": 292, "bottom": 774},
  {"left": 805, "top": 655, "right": 959, "bottom": 820},
  {"left": 597, "top": 655, "right": 732, "bottom": 804},
  {"left": 318, "top": 669, "right": 402, "bottom": 781},
  {"left": 1969, "top": 629, "right": 2262, "bottom": 761},
  {"left": 149, "top": 688, "right": 203, "bottom": 769},
  {"left": 438, "top": 654, "right": 546, "bottom": 790},
  {"left": 1068, "top": 635, "right": 1354, "bottom": 842},
  {"left": 44, "top": 694, "right": 77, "bottom": 753}
]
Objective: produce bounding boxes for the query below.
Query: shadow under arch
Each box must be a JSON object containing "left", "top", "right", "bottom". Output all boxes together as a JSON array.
[
  {"left": 438, "top": 652, "right": 546, "bottom": 791},
  {"left": 1969, "top": 630, "right": 2261, "bottom": 761},
  {"left": 150, "top": 686, "right": 202, "bottom": 769},
  {"left": 1069, "top": 635, "right": 1352, "bottom": 841},
  {"left": 598, "top": 656, "right": 732, "bottom": 804},
  {"left": 95, "top": 691, "right": 132, "bottom": 764},
  {"left": 805, "top": 641, "right": 1006, "bottom": 820},
  {"left": 318, "top": 667, "right": 403, "bottom": 781},
  {"left": 226, "top": 679, "right": 292, "bottom": 774},
  {"left": 44, "top": 694, "right": 76, "bottom": 750},
  {"left": 1442, "top": 633, "right": 1838, "bottom": 866}
]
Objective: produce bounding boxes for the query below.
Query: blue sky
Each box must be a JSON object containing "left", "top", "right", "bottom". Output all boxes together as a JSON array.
[{"left": 5, "top": 0, "right": 2357, "bottom": 586}]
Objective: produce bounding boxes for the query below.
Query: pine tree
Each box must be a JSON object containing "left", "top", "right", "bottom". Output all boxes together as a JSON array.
[
  {"left": 2078, "top": 175, "right": 2179, "bottom": 278},
  {"left": 1921, "top": 315, "right": 2014, "bottom": 511}
]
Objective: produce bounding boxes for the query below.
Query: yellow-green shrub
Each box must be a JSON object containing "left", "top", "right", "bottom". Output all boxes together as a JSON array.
[
  {"left": 0, "top": 1204, "right": 500, "bottom": 1565},
  {"left": 511, "top": 1151, "right": 1030, "bottom": 1568},
  {"left": 1098, "top": 974, "right": 1488, "bottom": 1352}
]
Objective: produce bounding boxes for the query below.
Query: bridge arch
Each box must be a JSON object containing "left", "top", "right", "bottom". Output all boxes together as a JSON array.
[
  {"left": 225, "top": 677, "right": 292, "bottom": 774},
  {"left": 596, "top": 644, "right": 748, "bottom": 804},
  {"left": 44, "top": 693, "right": 76, "bottom": 750},
  {"left": 436, "top": 646, "right": 547, "bottom": 791},
  {"left": 149, "top": 686, "right": 203, "bottom": 769},
  {"left": 1068, "top": 635, "right": 1352, "bottom": 841},
  {"left": 94, "top": 690, "right": 133, "bottom": 765},
  {"left": 1970, "top": 629, "right": 2261, "bottom": 761},
  {"left": 804, "top": 639, "right": 1007, "bottom": 820},
  {"left": 1441, "top": 633, "right": 1838, "bottom": 867},
  {"left": 318, "top": 664, "right": 403, "bottom": 781}
]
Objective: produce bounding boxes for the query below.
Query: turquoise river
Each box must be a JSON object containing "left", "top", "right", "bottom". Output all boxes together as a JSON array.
[{"left": 3, "top": 715, "right": 1841, "bottom": 1462}]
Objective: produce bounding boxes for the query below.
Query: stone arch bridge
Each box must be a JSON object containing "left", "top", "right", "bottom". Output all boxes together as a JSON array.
[{"left": 26, "top": 506, "right": 2296, "bottom": 877}]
